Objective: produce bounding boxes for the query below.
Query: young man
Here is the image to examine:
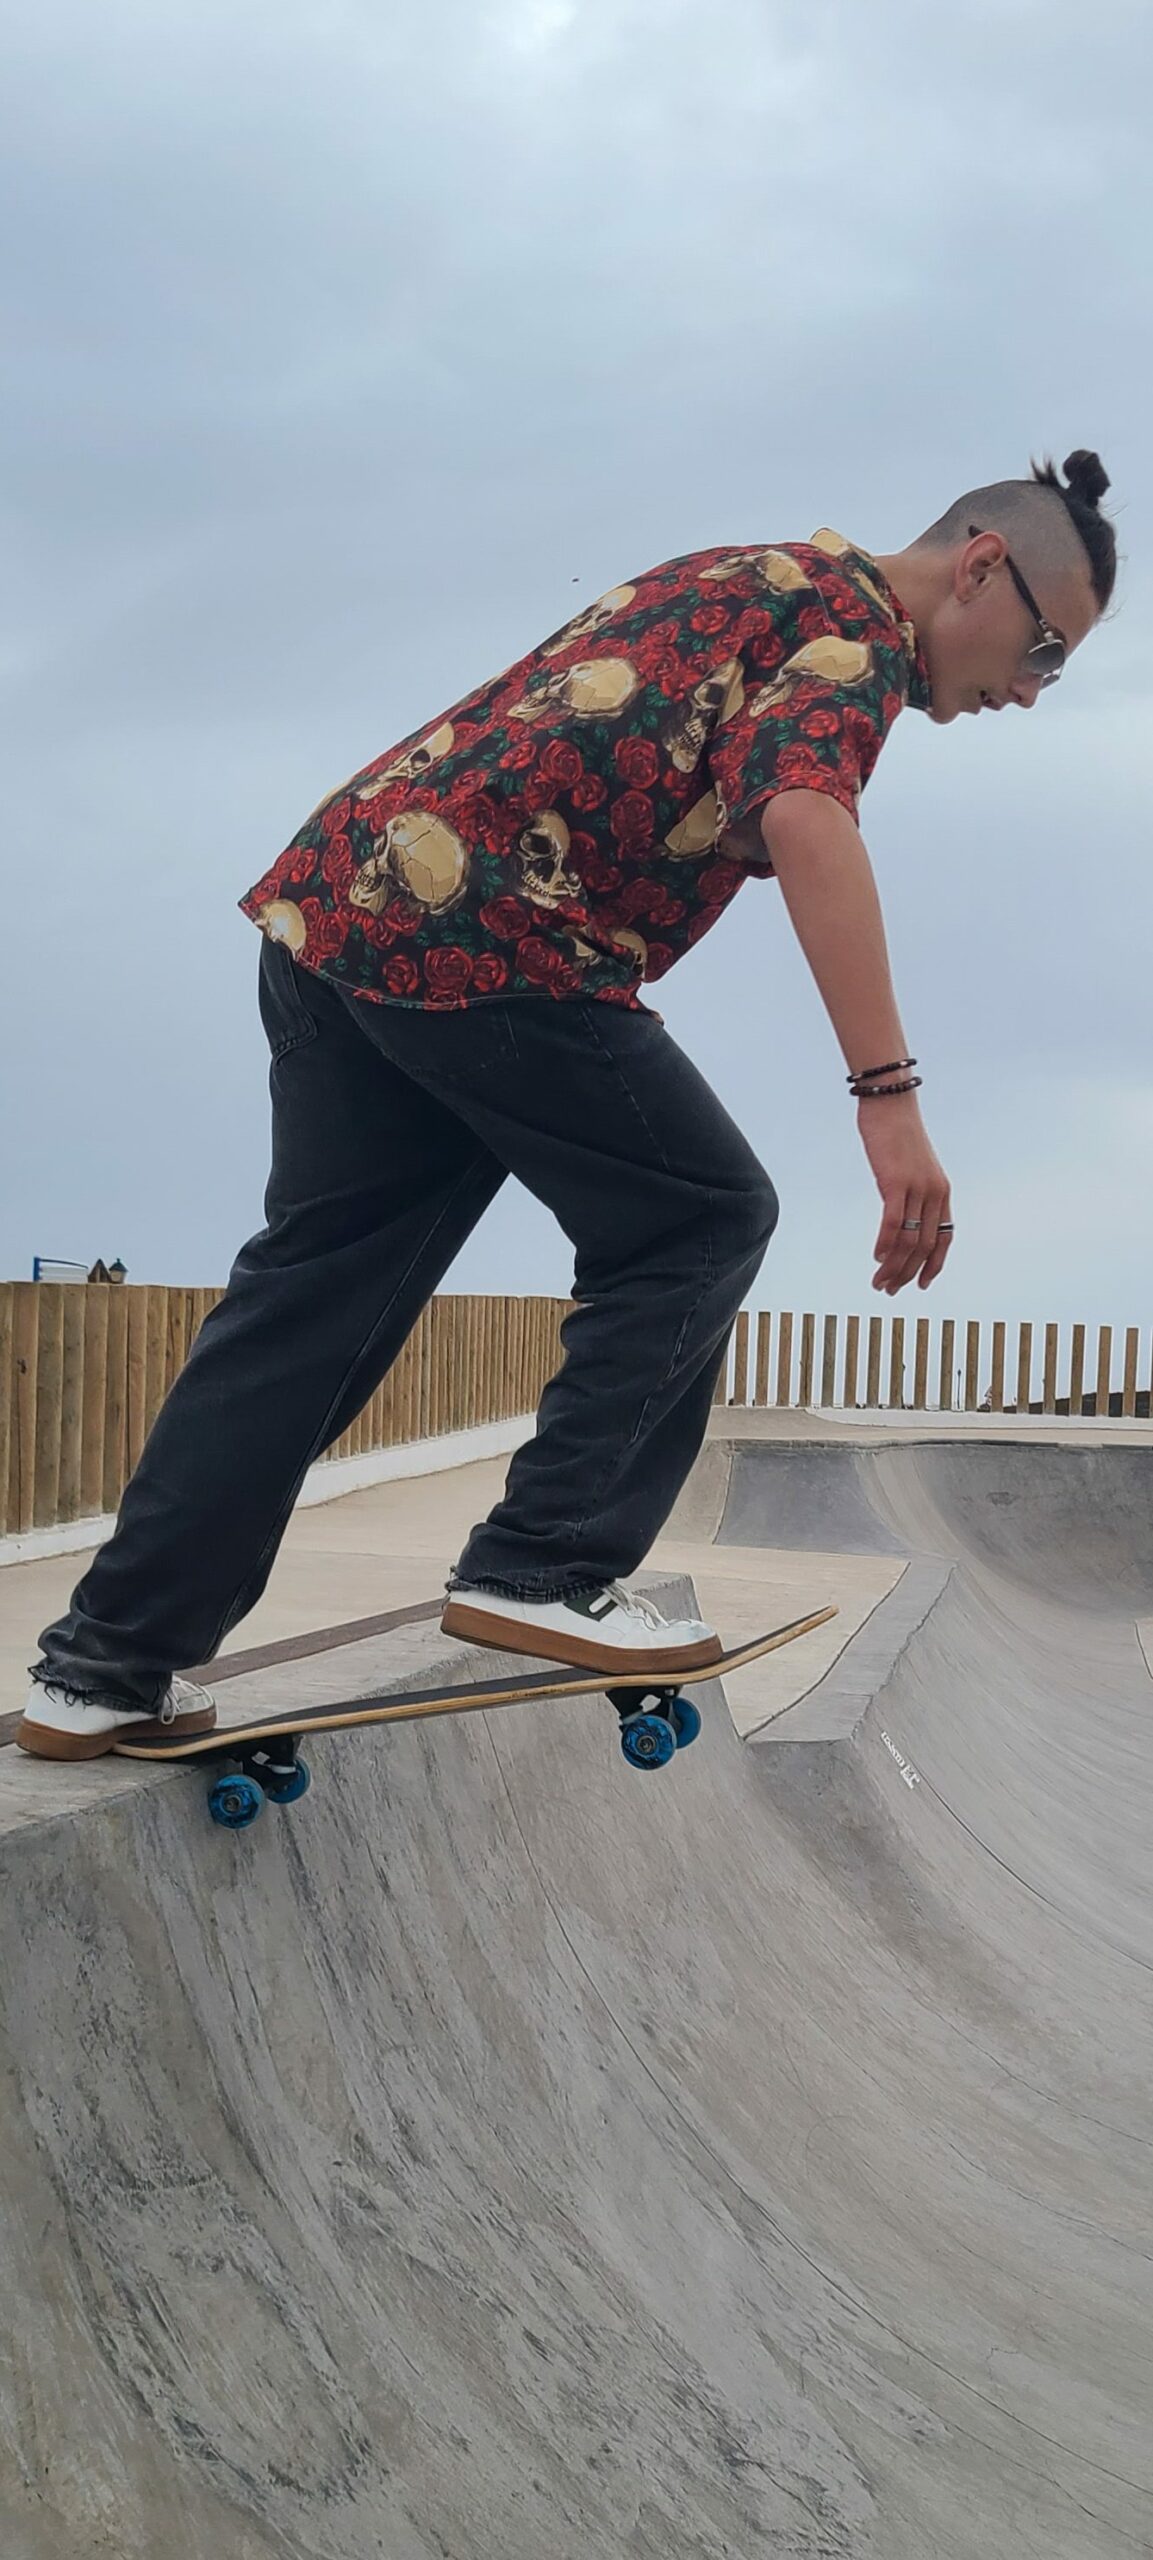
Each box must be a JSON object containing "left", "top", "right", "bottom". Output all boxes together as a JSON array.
[{"left": 20, "top": 451, "right": 1117, "bottom": 1759}]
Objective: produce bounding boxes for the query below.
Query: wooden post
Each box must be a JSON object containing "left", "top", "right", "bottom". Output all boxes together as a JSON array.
[
  {"left": 821, "top": 1314, "right": 837, "bottom": 1409},
  {"left": 1043, "top": 1323, "right": 1059, "bottom": 1416},
  {"left": 0, "top": 1286, "right": 13, "bottom": 1537},
  {"left": 125, "top": 1289, "right": 151, "bottom": 1475},
  {"left": 754, "top": 1312, "right": 772, "bottom": 1407},
  {"left": 775, "top": 1311, "right": 794, "bottom": 1408},
  {"left": 1069, "top": 1322, "right": 1086, "bottom": 1419},
  {"left": 80, "top": 1288, "right": 110, "bottom": 1520},
  {"left": 58, "top": 1288, "right": 87, "bottom": 1524},
  {"left": 964, "top": 1320, "right": 980, "bottom": 1412},
  {"left": 939, "top": 1317, "right": 955, "bottom": 1412},
  {"left": 102, "top": 1284, "right": 130, "bottom": 1515},
  {"left": 33, "top": 1286, "right": 65, "bottom": 1529},
  {"left": 1016, "top": 1322, "right": 1033, "bottom": 1419},
  {"left": 799, "top": 1313, "right": 816, "bottom": 1407},
  {"left": 13, "top": 1285, "right": 41, "bottom": 1534},
  {"left": 165, "top": 1289, "right": 190, "bottom": 1397},
  {"left": 843, "top": 1314, "right": 860, "bottom": 1410},
  {"left": 732, "top": 1310, "right": 750, "bottom": 1406},
  {"left": 865, "top": 1317, "right": 882, "bottom": 1408},
  {"left": 1095, "top": 1324, "right": 1112, "bottom": 1421},
  {"left": 1122, "top": 1326, "right": 1139, "bottom": 1421},
  {"left": 888, "top": 1317, "right": 905, "bottom": 1411},
  {"left": 913, "top": 1318, "right": 930, "bottom": 1412}
]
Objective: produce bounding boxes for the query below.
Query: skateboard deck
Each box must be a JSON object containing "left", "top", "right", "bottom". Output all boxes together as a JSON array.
[{"left": 112, "top": 1606, "right": 838, "bottom": 1829}]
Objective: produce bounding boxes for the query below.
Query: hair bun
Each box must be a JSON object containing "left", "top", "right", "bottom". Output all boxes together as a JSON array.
[{"left": 1062, "top": 448, "right": 1110, "bottom": 510}]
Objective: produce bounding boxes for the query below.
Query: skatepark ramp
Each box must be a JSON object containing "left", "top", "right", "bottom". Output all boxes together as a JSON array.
[{"left": 1, "top": 1427, "right": 1150, "bottom": 2557}]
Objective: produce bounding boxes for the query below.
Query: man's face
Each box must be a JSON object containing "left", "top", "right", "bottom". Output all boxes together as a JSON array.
[{"left": 922, "top": 533, "right": 1098, "bottom": 724}]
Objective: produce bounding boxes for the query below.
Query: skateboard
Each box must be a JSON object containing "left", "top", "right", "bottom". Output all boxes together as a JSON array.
[{"left": 112, "top": 1606, "right": 838, "bottom": 1830}]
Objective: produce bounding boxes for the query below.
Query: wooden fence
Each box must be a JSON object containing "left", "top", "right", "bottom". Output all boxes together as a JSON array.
[
  {"left": 6, "top": 1283, "right": 1152, "bottom": 1544},
  {"left": 718, "top": 1309, "right": 1153, "bottom": 1422},
  {"left": 0, "top": 1284, "right": 569, "bottom": 1540}
]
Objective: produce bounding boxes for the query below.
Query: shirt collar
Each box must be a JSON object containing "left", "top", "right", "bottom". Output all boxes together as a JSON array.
[{"left": 810, "top": 528, "right": 932, "bottom": 712}]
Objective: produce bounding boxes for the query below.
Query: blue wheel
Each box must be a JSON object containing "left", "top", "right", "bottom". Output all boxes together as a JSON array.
[
  {"left": 669, "top": 1695, "right": 702, "bottom": 1750},
  {"left": 262, "top": 1756, "right": 312, "bottom": 1807},
  {"left": 208, "top": 1772, "right": 265, "bottom": 1831},
  {"left": 619, "top": 1710, "right": 678, "bottom": 1772}
]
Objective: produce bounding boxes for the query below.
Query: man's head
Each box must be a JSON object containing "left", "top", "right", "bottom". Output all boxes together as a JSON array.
[{"left": 874, "top": 451, "right": 1117, "bottom": 724}]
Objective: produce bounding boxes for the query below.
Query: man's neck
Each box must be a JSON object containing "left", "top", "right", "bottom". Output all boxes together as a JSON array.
[{"left": 872, "top": 548, "right": 941, "bottom": 632}]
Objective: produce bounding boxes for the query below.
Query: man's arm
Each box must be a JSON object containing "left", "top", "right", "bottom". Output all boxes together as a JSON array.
[{"left": 759, "top": 790, "right": 911, "bottom": 1080}]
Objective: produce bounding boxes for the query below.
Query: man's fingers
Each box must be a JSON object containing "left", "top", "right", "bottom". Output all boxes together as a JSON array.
[{"left": 874, "top": 1191, "right": 954, "bottom": 1293}]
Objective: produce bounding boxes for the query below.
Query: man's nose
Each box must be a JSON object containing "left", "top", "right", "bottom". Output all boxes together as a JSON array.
[{"left": 1011, "top": 670, "right": 1044, "bottom": 710}]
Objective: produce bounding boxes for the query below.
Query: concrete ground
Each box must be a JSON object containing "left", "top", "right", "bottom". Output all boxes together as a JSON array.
[{"left": 1, "top": 1412, "right": 1151, "bottom": 2557}]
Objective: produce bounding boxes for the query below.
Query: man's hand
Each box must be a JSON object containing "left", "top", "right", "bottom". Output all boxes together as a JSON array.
[{"left": 857, "top": 1089, "right": 954, "bottom": 1293}]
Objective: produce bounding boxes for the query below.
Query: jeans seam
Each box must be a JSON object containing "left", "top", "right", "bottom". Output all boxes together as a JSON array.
[
  {"left": 578, "top": 1006, "right": 674, "bottom": 1176},
  {"left": 561, "top": 1232, "right": 715, "bottom": 1549}
]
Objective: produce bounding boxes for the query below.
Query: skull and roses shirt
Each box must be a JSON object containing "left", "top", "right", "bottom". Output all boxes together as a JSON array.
[{"left": 239, "top": 528, "right": 931, "bottom": 1011}]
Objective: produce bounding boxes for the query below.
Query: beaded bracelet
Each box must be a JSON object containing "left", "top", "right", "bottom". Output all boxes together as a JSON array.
[
  {"left": 852, "top": 1075, "right": 924, "bottom": 1100},
  {"left": 847, "top": 1056, "right": 917, "bottom": 1085}
]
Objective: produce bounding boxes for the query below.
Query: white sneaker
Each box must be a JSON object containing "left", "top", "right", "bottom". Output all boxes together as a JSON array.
[
  {"left": 441, "top": 1581, "right": 722, "bottom": 1676},
  {"left": 16, "top": 1675, "right": 217, "bottom": 1763}
]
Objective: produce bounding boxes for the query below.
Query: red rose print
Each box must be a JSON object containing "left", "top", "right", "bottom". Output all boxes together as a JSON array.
[
  {"left": 571, "top": 772, "right": 607, "bottom": 810},
  {"left": 472, "top": 951, "right": 510, "bottom": 994},
  {"left": 295, "top": 905, "right": 346, "bottom": 959},
  {"left": 773, "top": 742, "right": 828, "bottom": 790},
  {"left": 695, "top": 858, "right": 743, "bottom": 903},
  {"left": 520, "top": 775, "right": 564, "bottom": 818},
  {"left": 644, "top": 888, "right": 685, "bottom": 926},
  {"left": 577, "top": 852, "right": 623, "bottom": 893},
  {"left": 517, "top": 936, "right": 576, "bottom": 990},
  {"left": 541, "top": 740, "right": 584, "bottom": 788},
  {"left": 634, "top": 638, "right": 685, "bottom": 688},
  {"left": 799, "top": 705, "right": 843, "bottom": 738},
  {"left": 424, "top": 946, "right": 474, "bottom": 999},
  {"left": 282, "top": 843, "right": 319, "bottom": 884},
  {"left": 688, "top": 604, "right": 731, "bottom": 635},
  {"left": 609, "top": 790, "right": 654, "bottom": 851},
  {"left": 382, "top": 953, "right": 421, "bottom": 996},
  {"left": 479, "top": 894, "right": 533, "bottom": 942},
  {"left": 614, "top": 736, "right": 660, "bottom": 787}
]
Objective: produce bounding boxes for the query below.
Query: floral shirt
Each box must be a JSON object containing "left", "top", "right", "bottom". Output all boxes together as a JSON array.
[{"left": 239, "top": 528, "right": 930, "bottom": 1010}]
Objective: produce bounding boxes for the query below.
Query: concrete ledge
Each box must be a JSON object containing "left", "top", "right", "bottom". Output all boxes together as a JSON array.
[{"left": 746, "top": 1555, "right": 953, "bottom": 1745}]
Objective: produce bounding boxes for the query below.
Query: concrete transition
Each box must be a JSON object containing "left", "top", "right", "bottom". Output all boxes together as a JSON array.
[{"left": 1, "top": 1431, "right": 1151, "bottom": 2557}]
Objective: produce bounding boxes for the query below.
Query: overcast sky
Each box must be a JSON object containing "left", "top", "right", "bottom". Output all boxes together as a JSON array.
[{"left": 3, "top": 0, "right": 1150, "bottom": 1388}]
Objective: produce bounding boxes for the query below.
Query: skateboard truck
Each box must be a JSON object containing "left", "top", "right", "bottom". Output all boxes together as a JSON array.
[{"left": 606, "top": 1682, "right": 703, "bottom": 1772}]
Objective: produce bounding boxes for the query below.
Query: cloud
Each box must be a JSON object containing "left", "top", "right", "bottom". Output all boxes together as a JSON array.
[{"left": 1, "top": 0, "right": 1147, "bottom": 1322}]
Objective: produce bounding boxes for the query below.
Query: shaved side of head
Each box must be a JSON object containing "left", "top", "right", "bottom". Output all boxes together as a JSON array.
[{"left": 914, "top": 450, "right": 1117, "bottom": 613}]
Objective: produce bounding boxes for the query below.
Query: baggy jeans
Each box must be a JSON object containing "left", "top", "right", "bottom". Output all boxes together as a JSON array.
[{"left": 31, "top": 941, "right": 778, "bottom": 1708}]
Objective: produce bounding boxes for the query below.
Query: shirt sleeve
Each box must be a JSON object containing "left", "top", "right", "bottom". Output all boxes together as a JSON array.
[{"left": 707, "top": 637, "right": 888, "bottom": 868}]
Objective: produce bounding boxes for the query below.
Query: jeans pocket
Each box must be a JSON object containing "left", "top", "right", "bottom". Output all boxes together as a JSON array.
[{"left": 258, "top": 937, "right": 321, "bottom": 1062}]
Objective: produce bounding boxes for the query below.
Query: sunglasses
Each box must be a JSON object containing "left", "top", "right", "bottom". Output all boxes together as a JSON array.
[{"left": 968, "top": 526, "right": 1067, "bottom": 686}]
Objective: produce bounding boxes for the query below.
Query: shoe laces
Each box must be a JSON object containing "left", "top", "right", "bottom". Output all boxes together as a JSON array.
[
  {"left": 160, "top": 1677, "right": 211, "bottom": 1725},
  {"left": 604, "top": 1582, "right": 665, "bottom": 1631}
]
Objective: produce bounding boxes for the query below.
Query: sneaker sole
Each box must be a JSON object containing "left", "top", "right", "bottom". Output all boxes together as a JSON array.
[
  {"left": 15, "top": 1708, "right": 218, "bottom": 1763},
  {"left": 440, "top": 1600, "right": 724, "bottom": 1677}
]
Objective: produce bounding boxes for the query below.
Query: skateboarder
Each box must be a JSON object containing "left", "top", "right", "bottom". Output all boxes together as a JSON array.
[{"left": 20, "top": 452, "right": 1116, "bottom": 1760}]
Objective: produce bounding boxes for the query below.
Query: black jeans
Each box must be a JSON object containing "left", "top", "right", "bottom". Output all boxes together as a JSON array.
[{"left": 32, "top": 942, "right": 778, "bottom": 1708}]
